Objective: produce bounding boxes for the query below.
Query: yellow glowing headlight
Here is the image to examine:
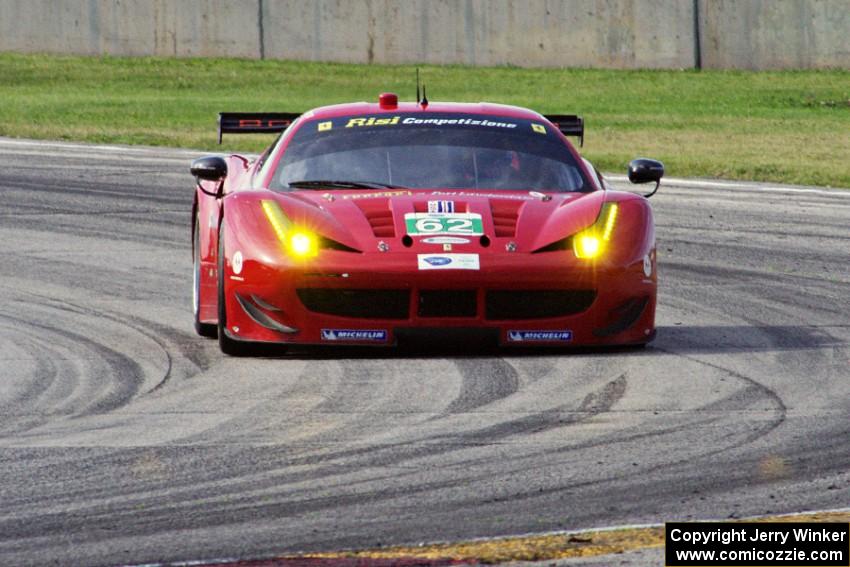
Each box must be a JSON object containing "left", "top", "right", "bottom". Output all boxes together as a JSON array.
[
  {"left": 261, "top": 200, "right": 318, "bottom": 258},
  {"left": 572, "top": 202, "right": 619, "bottom": 259},
  {"left": 574, "top": 235, "right": 601, "bottom": 258},
  {"left": 288, "top": 231, "right": 318, "bottom": 257}
]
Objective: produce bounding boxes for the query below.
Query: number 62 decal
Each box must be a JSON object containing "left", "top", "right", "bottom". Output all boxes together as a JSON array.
[{"left": 404, "top": 213, "right": 484, "bottom": 236}]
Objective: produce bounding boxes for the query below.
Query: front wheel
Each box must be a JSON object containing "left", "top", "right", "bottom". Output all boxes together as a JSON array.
[{"left": 217, "top": 223, "right": 252, "bottom": 356}]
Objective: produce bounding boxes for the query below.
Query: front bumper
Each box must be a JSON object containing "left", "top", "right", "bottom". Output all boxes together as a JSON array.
[{"left": 221, "top": 250, "right": 657, "bottom": 347}]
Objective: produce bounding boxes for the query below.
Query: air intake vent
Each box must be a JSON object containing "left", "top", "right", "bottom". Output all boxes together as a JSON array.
[
  {"left": 418, "top": 290, "right": 477, "bottom": 318},
  {"left": 297, "top": 289, "right": 409, "bottom": 319},
  {"left": 486, "top": 290, "right": 596, "bottom": 320},
  {"left": 355, "top": 199, "right": 395, "bottom": 237},
  {"left": 490, "top": 200, "right": 523, "bottom": 237}
]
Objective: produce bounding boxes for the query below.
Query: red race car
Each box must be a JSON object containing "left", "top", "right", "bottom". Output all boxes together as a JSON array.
[{"left": 191, "top": 93, "right": 663, "bottom": 355}]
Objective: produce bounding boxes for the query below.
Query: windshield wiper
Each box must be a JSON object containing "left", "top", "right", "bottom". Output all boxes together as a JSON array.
[{"left": 287, "top": 180, "right": 406, "bottom": 190}]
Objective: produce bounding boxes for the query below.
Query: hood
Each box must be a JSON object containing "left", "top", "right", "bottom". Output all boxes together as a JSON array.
[{"left": 271, "top": 189, "right": 606, "bottom": 253}]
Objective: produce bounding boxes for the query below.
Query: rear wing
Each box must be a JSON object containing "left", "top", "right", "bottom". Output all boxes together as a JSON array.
[
  {"left": 544, "top": 114, "right": 584, "bottom": 147},
  {"left": 218, "top": 112, "right": 301, "bottom": 143}
]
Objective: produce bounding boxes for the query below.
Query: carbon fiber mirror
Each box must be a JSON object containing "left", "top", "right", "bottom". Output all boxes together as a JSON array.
[
  {"left": 628, "top": 158, "right": 664, "bottom": 184},
  {"left": 628, "top": 158, "right": 664, "bottom": 198},
  {"left": 191, "top": 156, "right": 228, "bottom": 181},
  {"left": 191, "top": 156, "right": 227, "bottom": 197}
]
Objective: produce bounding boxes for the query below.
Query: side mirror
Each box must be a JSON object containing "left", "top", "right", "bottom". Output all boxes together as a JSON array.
[
  {"left": 628, "top": 158, "right": 664, "bottom": 198},
  {"left": 191, "top": 156, "right": 228, "bottom": 181},
  {"left": 191, "top": 156, "right": 228, "bottom": 197}
]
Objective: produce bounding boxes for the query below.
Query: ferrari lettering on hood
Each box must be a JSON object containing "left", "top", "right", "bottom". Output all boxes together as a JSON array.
[{"left": 340, "top": 190, "right": 413, "bottom": 200}]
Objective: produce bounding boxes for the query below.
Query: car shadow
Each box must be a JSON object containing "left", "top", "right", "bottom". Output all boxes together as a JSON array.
[
  {"left": 242, "top": 331, "right": 643, "bottom": 359},
  {"left": 237, "top": 323, "right": 847, "bottom": 360}
]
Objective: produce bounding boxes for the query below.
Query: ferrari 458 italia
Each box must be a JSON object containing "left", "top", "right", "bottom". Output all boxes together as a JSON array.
[{"left": 190, "top": 92, "right": 664, "bottom": 355}]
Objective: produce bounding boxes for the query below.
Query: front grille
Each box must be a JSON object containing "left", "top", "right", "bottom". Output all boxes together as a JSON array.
[
  {"left": 418, "top": 290, "right": 477, "bottom": 317},
  {"left": 296, "top": 289, "right": 409, "bottom": 319},
  {"left": 486, "top": 290, "right": 596, "bottom": 320}
]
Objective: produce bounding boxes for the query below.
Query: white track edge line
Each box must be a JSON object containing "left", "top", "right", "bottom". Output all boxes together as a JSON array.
[
  {"left": 606, "top": 175, "right": 850, "bottom": 196},
  {"left": 2, "top": 138, "right": 848, "bottom": 196}
]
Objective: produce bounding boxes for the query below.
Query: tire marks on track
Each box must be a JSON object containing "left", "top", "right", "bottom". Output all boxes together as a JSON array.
[
  {"left": 445, "top": 358, "right": 520, "bottom": 414},
  {"left": 1, "top": 140, "right": 849, "bottom": 566},
  {"left": 0, "top": 293, "right": 208, "bottom": 442}
]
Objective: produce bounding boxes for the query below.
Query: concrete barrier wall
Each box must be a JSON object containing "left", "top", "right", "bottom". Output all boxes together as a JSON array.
[
  {"left": 261, "top": 0, "right": 696, "bottom": 69},
  {"left": 0, "top": 0, "right": 262, "bottom": 58},
  {"left": 1, "top": 0, "right": 848, "bottom": 69},
  {"left": 699, "top": 0, "right": 850, "bottom": 70}
]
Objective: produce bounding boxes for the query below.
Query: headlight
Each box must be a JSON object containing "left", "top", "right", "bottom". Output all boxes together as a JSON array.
[
  {"left": 574, "top": 234, "right": 601, "bottom": 258},
  {"left": 572, "top": 202, "right": 619, "bottom": 259},
  {"left": 261, "top": 200, "right": 318, "bottom": 258},
  {"left": 288, "top": 231, "right": 318, "bottom": 257}
]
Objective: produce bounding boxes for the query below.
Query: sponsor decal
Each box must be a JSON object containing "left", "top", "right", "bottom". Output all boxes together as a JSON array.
[
  {"left": 531, "top": 123, "right": 547, "bottom": 134},
  {"left": 317, "top": 121, "right": 332, "bottom": 131},
  {"left": 507, "top": 330, "right": 573, "bottom": 342},
  {"left": 402, "top": 117, "right": 517, "bottom": 129},
  {"left": 405, "top": 212, "right": 484, "bottom": 236},
  {"left": 345, "top": 116, "right": 401, "bottom": 128},
  {"left": 341, "top": 190, "right": 413, "bottom": 200},
  {"left": 428, "top": 200, "right": 455, "bottom": 213},
  {"left": 429, "top": 191, "right": 536, "bottom": 201},
  {"left": 321, "top": 329, "right": 388, "bottom": 342},
  {"left": 340, "top": 116, "right": 519, "bottom": 129},
  {"left": 422, "top": 236, "right": 471, "bottom": 244},
  {"left": 417, "top": 253, "right": 480, "bottom": 270},
  {"left": 232, "top": 251, "right": 243, "bottom": 275},
  {"left": 643, "top": 254, "right": 652, "bottom": 277}
]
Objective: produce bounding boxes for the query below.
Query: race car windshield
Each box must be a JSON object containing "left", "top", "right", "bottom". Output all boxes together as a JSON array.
[{"left": 272, "top": 113, "right": 589, "bottom": 192}]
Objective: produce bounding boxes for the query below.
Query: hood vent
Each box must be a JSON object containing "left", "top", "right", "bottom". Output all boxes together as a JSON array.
[
  {"left": 490, "top": 200, "right": 523, "bottom": 237},
  {"left": 355, "top": 199, "right": 395, "bottom": 238}
]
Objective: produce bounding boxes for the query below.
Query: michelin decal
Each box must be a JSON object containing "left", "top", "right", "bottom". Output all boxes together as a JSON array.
[
  {"left": 508, "top": 330, "right": 573, "bottom": 342},
  {"left": 321, "top": 329, "right": 388, "bottom": 342}
]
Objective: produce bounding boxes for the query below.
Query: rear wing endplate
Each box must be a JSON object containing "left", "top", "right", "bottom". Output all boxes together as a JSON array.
[
  {"left": 218, "top": 112, "right": 301, "bottom": 143},
  {"left": 544, "top": 114, "right": 584, "bottom": 147}
]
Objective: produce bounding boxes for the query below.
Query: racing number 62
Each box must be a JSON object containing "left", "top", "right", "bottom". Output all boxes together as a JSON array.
[{"left": 414, "top": 218, "right": 474, "bottom": 233}]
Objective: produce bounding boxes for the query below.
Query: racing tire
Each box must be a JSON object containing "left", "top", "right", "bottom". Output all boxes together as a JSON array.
[
  {"left": 217, "top": 223, "right": 252, "bottom": 356},
  {"left": 193, "top": 217, "right": 217, "bottom": 338}
]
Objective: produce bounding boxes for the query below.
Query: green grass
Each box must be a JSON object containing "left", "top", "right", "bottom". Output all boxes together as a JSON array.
[{"left": 1, "top": 53, "right": 849, "bottom": 187}]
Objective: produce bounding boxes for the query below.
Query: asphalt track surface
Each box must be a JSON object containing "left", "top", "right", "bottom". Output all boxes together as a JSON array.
[{"left": 0, "top": 137, "right": 847, "bottom": 567}]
